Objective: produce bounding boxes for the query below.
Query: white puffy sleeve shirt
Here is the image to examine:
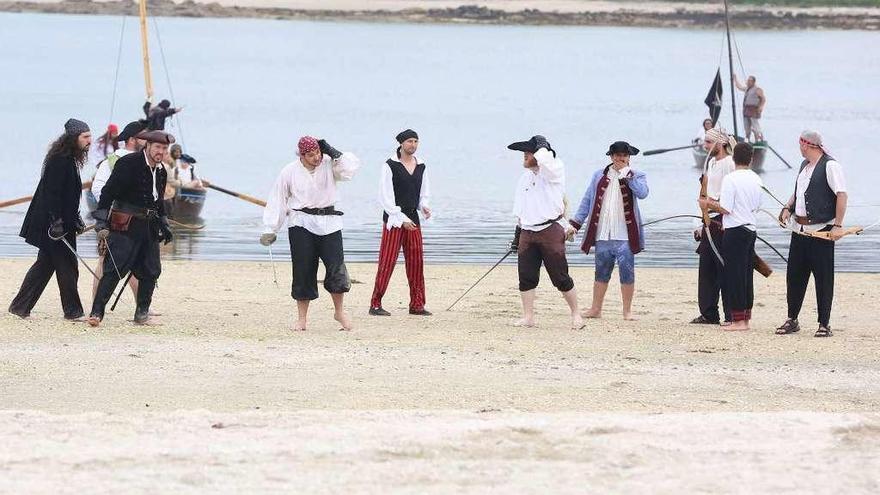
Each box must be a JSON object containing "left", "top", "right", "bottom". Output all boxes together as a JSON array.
[
  {"left": 512, "top": 148, "right": 566, "bottom": 232},
  {"left": 263, "top": 152, "right": 361, "bottom": 236}
]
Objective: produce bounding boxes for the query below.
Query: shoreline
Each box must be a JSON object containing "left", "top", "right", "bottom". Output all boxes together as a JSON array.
[{"left": 1, "top": 0, "right": 879, "bottom": 30}]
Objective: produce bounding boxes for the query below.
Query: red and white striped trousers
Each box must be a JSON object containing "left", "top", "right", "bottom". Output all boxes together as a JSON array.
[{"left": 370, "top": 224, "right": 425, "bottom": 311}]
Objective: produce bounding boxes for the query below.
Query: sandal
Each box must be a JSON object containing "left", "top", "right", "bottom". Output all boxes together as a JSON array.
[
  {"left": 775, "top": 319, "right": 800, "bottom": 335},
  {"left": 814, "top": 325, "right": 833, "bottom": 338}
]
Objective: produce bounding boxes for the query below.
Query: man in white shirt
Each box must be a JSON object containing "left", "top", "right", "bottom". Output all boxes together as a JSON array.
[
  {"left": 509, "top": 135, "right": 582, "bottom": 330},
  {"left": 700, "top": 142, "right": 763, "bottom": 331},
  {"left": 570, "top": 141, "right": 649, "bottom": 321},
  {"left": 775, "top": 131, "right": 848, "bottom": 338},
  {"left": 261, "top": 136, "right": 360, "bottom": 332},
  {"left": 691, "top": 127, "right": 736, "bottom": 325},
  {"left": 369, "top": 129, "right": 432, "bottom": 316}
]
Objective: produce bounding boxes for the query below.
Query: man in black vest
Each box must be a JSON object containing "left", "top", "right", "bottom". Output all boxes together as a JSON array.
[
  {"left": 369, "top": 129, "right": 432, "bottom": 316},
  {"left": 776, "top": 131, "right": 848, "bottom": 337},
  {"left": 9, "top": 119, "right": 91, "bottom": 319},
  {"left": 88, "top": 130, "right": 175, "bottom": 327}
]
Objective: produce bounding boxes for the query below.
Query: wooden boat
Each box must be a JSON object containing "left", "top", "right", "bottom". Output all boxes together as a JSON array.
[{"left": 169, "top": 187, "right": 206, "bottom": 222}]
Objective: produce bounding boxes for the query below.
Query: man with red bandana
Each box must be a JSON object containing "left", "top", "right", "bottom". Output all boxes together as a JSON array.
[{"left": 261, "top": 136, "right": 361, "bottom": 332}]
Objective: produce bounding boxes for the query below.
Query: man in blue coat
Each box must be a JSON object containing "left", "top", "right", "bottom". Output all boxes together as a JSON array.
[{"left": 570, "top": 141, "right": 649, "bottom": 321}]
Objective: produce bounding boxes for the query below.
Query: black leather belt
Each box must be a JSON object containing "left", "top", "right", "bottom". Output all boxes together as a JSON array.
[
  {"left": 294, "top": 206, "right": 344, "bottom": 216},
  {"left": 112, "top": 200, "right": 159, "bottom": 219}
]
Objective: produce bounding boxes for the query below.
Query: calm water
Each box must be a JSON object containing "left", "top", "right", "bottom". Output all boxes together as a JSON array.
[{"left": 1, "top": 13, "right": 879, "bottom": 271}]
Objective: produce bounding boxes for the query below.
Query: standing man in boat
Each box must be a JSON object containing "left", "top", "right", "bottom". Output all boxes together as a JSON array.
[
  {"left": 9, "top": 119, "right": 90, "bottom": 320},
  {"left": 509, "top": 135, "right": 583, "bottom": 330},
  {"left": 691, "top": 128, "right": 736, "bottom": 326},
  {"left": 261, "top": 136, "right": 360, "bottom": 332},
  {"left": 142, "top": 98, "right": 183, "bottom": 131},
  {"left": 734, "top": 75, "right": 766, "bottom": 142},
  {"left": 369, "top": 129, "right": 432, "bottom": 317},
  {"left": 775, "top": 131, "right": 848, "bottom": 338},
  {"left": 88, "top": 130, "right": 176, "bottom": 327},
  {"left": 570, "top": 141, "right": 649, "bottom": 321},
  {"left": 699, "top": 142, "right": 763, "bottom": 331},
  {"left": 90, "top": 120, "right": 147, "bottom": 300}
]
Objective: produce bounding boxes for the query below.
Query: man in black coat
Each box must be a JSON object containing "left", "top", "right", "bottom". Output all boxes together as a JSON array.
[
  {"left": 142, "top": 99, "right": 182, "bottom": 131},
  {"left": 88, "top": 130, "right": 175, "bottom": 327},
  {"left": 9, "top": 119, "right": 91, "bottom": 319}
]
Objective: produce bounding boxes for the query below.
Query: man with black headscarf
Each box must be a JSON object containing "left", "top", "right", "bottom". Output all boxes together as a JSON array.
[
  {"left": 88, "top": 130, "right": 176, "bottom": 327},
  {"left": 369, "top": 129, "right": 432, "bottom": 316},
  {"left": 9, "top": 119, "right": 91, "bottom": 320}
]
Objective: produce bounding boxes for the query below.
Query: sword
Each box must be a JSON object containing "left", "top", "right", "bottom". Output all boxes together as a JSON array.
[
  {"left": 104, "top": 236, "right": 123, "bottom": 280},
  {"left": 58, "top": 236, "right": 99, "bottom": 281},
  {"left": 447, "top": 250, "right": 514, "bottom": 311},
  {"left": 267, "top": 244, "right": 279, "bottom": 287}
]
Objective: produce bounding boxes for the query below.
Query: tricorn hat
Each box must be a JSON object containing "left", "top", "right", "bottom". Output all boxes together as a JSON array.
[
  {"left": 118, "top": 121, "right": 147, "bottom": 142},
  {"left": 180, "top": 153, "right": 197, "bottom": 164},
  {"left": 606, "top": 141, "right": 640, "bottom": 156},
  {"left": 507, "top": 135, "right": 546, "bottom": 154},
  {"left": 135, "top": 130, "right": 175, "bottom": 144}
]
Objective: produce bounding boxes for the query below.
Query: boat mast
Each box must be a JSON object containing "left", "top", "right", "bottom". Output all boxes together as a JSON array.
[
  {"left": 723, "top": 0, "right": 739, "bottom": 137},
  {"left": 138, "top": 0, "right": 154, "bottom": 101}
]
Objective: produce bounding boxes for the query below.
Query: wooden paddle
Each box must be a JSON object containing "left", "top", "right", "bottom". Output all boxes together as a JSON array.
[
  {"left": 202, "top": 180, "right": 266, "bottom": 207},
  {"left": 0, "top": 181, "right": 93, "bottom": 209},
  {"left": 642, "top": 144, "right": 698, "bottom": 156}
]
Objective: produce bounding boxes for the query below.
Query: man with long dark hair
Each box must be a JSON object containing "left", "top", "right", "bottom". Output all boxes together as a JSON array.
[
  {"left": 9, "top": 119, "right": 91, "bottom": 319},
  {"left": 88, "top": 130, "right": 176, "bottom": 327}
]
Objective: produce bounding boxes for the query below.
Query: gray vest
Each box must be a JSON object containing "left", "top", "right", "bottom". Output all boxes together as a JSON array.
[
  {"left": 793, "top": 154, "right": 837, "bottom": 224},
  {"left": 743, "top": 86, "right": 760, "bottom": 107}
]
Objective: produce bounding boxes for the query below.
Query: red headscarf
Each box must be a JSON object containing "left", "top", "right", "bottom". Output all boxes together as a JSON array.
[{"left": 298, "top": 136, "right": 319, "bottom": 155}]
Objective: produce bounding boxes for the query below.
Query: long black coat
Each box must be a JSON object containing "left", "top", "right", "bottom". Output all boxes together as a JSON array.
[
  {"left": 97, "top": 150, "right": 167, "bottom": 215},
  {"left": 19, "top": 155, "right": 83, "bottom": 248}
]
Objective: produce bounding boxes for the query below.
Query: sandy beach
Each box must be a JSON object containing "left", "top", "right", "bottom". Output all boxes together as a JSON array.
[
  {"left": 1, "top": 258, "right": 879, "bottom": 492},
  {"left": 3, "top": 0, "right": 880, "bottom": 29}
]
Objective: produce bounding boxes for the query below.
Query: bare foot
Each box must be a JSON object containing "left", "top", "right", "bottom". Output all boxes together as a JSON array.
[
  {"left": 292, "top": 320, "right": 307, "bottom": 332},
  {"left": 334, "top": 312, "right": 353, "bottom": 332},
  {"left": 623, "top": 312, "right": 638, "bottom": 321},
  {"left": 513, "top": 318, "right": 536, "bottom": 328},
  {"left": 571, "top": 313, "right": 585, "bottom": 330},
  {"left": 581, "top": 308, "right": 601, "bottom": 319},
  {"left": 723, "top": 322, "right": 750, "bottom": 332},
  {"left": 87, "top": 316, "right": 101, "bottom": 328}
]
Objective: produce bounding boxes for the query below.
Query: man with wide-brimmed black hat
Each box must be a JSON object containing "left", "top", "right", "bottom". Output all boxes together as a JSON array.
[
  {"left": 570, "top": 141, "right": 649, "bottom": 321},
  {"left": 509, "top": 135, "right": 583, "bottom": 330},
  {"left": 88, "top": 130, "right": 176, "bottom": 327},
  {"left": 89, "top": 119, "right": 149, "bottom": 301},
  {"left": 9, "top": 118, "right": 91, "bottom": 320}
]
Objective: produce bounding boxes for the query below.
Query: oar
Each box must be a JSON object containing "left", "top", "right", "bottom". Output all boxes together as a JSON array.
[
  {"left": 202, "top": 180, "right": 266, "bottom": 207},
  {"left": 765, "top": 143, "right": 794, "bottom": 169},
  {"left": 642, "top": 144, "right": 698, "bottom": 156},
  {"left": 168, "top": 218, "right": 204, "bottom": 230},
  {"left": 0, "top": 181, "right": 93, "bottom": 209}
]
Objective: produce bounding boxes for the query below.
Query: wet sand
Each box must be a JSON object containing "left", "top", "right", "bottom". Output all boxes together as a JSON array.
[{"left": 1, "top": 259, "right": 879, "bottom": 492}]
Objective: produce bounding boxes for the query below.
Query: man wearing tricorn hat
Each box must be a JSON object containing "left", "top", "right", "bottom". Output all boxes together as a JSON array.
[
  {"left": 9, "top": 118, "right": 91, "bottom": 320},
  {"left": 261, "top": 136, "right": 361, "bottom": 332},
  {"left": 775, "top": 131, "right": 848, "bottom": 338},
  {"left": 570, "top": 141, "right": 649, "bottom": 321},
  {"left": 88, "top": 129, "right": 176, "bottom": 327},
  {"left": 509, "top": 135, "right": 583, "bottom": 329},
  {"left": 690, "top": 127, "right": 736, "bottom": 326},
  {"left": 90, "top": 120, "right": 148, "bottom": 302},
  {"left": 369, "top": 129, "right": 432, "bottom": 316}
]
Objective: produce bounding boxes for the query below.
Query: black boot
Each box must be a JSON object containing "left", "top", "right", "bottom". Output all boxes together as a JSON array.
[{"left": 134, "top": 279, "right": 156, "bottom": 325}]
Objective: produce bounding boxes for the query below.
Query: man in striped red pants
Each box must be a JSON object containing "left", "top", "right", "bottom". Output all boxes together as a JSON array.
[{"left": 369, "top": 129, "right": 432, "bottom": 316}]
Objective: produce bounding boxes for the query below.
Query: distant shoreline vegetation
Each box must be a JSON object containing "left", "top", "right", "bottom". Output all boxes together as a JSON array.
[{"left": 1, "top": 0, "right": 879, "bottom": 30}]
